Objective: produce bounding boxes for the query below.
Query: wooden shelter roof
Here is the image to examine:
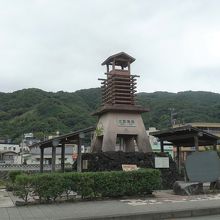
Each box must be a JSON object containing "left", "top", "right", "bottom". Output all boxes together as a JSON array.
[
  {"left": 30, "top": 127, "right": 95, "bottom": 149},
  {"left": 101, "top": 52, "right": 135, "bottom": 67},
  {"left": 150, "top": 125, "right": 219, "bottom": 147}
]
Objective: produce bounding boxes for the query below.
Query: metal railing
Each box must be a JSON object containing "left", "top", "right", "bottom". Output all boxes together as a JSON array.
[{"left": 0, "top": 164, "right": 72, "bottom": 171}]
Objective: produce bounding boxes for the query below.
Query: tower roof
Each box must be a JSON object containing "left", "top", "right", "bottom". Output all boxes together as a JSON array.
[{"left": 101, "top": 52, "right": 135, "bottom": 68}]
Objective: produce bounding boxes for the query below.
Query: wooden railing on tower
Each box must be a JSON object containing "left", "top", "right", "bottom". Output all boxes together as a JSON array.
[{"left": 99, "top": 73, "right": 139, "bottom": 106}]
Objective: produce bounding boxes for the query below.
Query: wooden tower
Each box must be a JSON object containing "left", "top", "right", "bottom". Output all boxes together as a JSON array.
[{"left": 91, "top": 52, "right": 152, "bottom": 153}]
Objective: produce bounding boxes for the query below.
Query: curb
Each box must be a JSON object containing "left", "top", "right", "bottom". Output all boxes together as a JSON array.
[{"left": 62, "top": 207, "right": 220, "bottom": 220}]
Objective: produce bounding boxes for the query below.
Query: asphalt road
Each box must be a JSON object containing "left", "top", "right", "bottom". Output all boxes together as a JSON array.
[{"left": 173, "top": 215, "right": 220, "bottom": 219}]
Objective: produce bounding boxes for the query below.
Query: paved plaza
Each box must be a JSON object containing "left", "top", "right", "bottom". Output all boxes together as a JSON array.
[{"left": 0, "top": 190, "right": 220, "bottom": 219}]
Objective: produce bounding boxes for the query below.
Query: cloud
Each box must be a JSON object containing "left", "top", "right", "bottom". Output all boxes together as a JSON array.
[{"left": 0, "top": 0, "right": 220, "bottom": 93}]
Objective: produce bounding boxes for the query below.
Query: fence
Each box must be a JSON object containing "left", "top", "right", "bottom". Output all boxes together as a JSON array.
[{"left": 0, "top": 164, "right": 72, "bottom": 171}]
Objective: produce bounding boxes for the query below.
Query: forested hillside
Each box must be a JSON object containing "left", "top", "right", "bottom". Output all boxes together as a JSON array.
[{"left": 0, "top": 88, "right": 220, "bottom": 142}]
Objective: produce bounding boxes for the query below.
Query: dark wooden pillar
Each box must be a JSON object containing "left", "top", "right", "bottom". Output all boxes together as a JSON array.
[
  {"left": 40, "top": 147, "right": 44, "bottom": 173},
  {"left": 213, "top": 142, "right": 217, "bottom": 151},
  {"left": 77, "top": 136, "right": 82, "bottom": 172},
  {"left": 160, "top": 140, "right": 164, "bottom": 153},
  {"left": 51, "top": 146, "right": 56, "bottom": 172},
  {"left": 61, "top": 144, "right": 65, "bottom": 172},
  {"left": 194, "top": 135, "right": 199, "bottom": 151},
  {"left": 177, "top": 146, "right": 180, "bottom": 172}
]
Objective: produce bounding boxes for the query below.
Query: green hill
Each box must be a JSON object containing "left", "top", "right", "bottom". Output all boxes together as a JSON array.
[{"left": 0, "top": 88, "right": 220, "bottom": 142}]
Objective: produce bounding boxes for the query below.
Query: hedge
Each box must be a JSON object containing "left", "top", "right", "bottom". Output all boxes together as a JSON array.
[
  {"left": 14, "top": 169, "right": 161, "bottom": 203},
  {"left": 9, "top": 171, "right": 23, "bottom": 183}
]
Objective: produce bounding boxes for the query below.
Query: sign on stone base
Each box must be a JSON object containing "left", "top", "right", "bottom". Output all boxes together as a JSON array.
[{"left": 122, "top": 164, "right": 139, "bottom": 171}]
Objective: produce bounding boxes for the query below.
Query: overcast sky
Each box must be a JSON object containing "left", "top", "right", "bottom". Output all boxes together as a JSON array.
[{"left": 1, "top": 0, "right": 220, "bottom": 94}]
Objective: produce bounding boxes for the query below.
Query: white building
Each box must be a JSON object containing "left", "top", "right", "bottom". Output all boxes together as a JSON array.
[{"left": 0, "top": 143, "right": 21, "bottom": 164}]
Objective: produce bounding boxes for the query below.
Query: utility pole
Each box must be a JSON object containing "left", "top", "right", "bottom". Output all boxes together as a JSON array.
[
  {"left": 77, "top": 132, "right": 85, "bottom": 172},
  {"left": 168, "top": 108, "right": 177, "bottom": 127}
]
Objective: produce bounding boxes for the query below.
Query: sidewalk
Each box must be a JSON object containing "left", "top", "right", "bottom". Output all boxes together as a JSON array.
[{"left": 1, "top": 190, "right": 220, "bottom": 219}]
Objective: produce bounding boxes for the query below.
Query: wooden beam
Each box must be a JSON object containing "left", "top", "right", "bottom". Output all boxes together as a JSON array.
[
  {"left": 114, "top": 100, "right": 134, "bottom": 104},
  {"left": 114, "top": 85, "right": 136, "bottom": 89},
  {"left": 159, "top": 133, "right": 197, "bottom": 141},
  {"left": 112, "top": 78, "right": 136, "bottom": 82},
  {"left": 114, "top": 93, "right": 133, "bottom": 96},
  {"left": 115, "top": 95, "right": 132, "bottom": 99},
  {"left": 114, "top": 88, "right": 137, "bottom": 93},
  {"left": 130, "top": 74, "right": 140, "bottom": 78},
  {"left": 112, "top": 82, "right": 132, "bottom": 86}
]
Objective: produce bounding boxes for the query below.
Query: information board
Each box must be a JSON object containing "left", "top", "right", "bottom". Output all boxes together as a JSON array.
[{"left": 155, "top": 157, "right": 169, "bottom": 168}]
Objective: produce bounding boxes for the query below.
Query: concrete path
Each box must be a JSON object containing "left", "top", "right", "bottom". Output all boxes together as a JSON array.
[
  {"left": 0, "top": 189, "right": 14, "bottom": 208},
  {"left": 1, "top": 190, "right": 220, "bottom": 219}
]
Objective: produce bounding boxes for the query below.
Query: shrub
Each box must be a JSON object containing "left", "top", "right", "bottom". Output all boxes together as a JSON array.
[
  {"left": 13, "top": 169, "right": 161, "bottom": 203},
  {"left": 62, "top": 173, "right": 75, "bottom": 200},
  {"left": 8, "top": 171, "right": 23, "bottom": 183},
  {"left": 94, "top": 169, "right": 161, "bottom": 197},
  {"left": 32, "top": 173, "right": 65, "bottom": 202},
  {"left": 7, "top": 171, "right": 23, "bottom": 192},
  {"left": 77, "top": 173, "right": 95, "bottom": 199},
  {"left": 14, "top": 174, "right": 32, "bottom": 203}
]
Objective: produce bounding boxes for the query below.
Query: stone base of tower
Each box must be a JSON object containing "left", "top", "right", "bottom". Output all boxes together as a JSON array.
[{"left": 91, "top": 112, "right": 152, "bottom": 153}]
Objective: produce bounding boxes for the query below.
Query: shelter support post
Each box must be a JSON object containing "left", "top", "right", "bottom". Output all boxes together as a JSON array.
[
  {"left": 77, "top": 136, "right": 82, "bottom": 172},
  {"left": 52, "top": 145, "right": 56, "bottom": 172},
  {"left": 213, "top": 143, "right": 217, "bottom": 151},
  {"left": 40, "top": 147, "right": 44, "bottom": 173},
  {"left": 194, "top": 135, "right": 199, "bottom": 151},
  {"left": 177, "top": 146, "right": 180, "bottom": 172},
  {"left": 160, "top": 140, "right": 164, "bottom": 153},
  {"left": 61, "top": 144, "right": 65, "bottom": 172}
]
